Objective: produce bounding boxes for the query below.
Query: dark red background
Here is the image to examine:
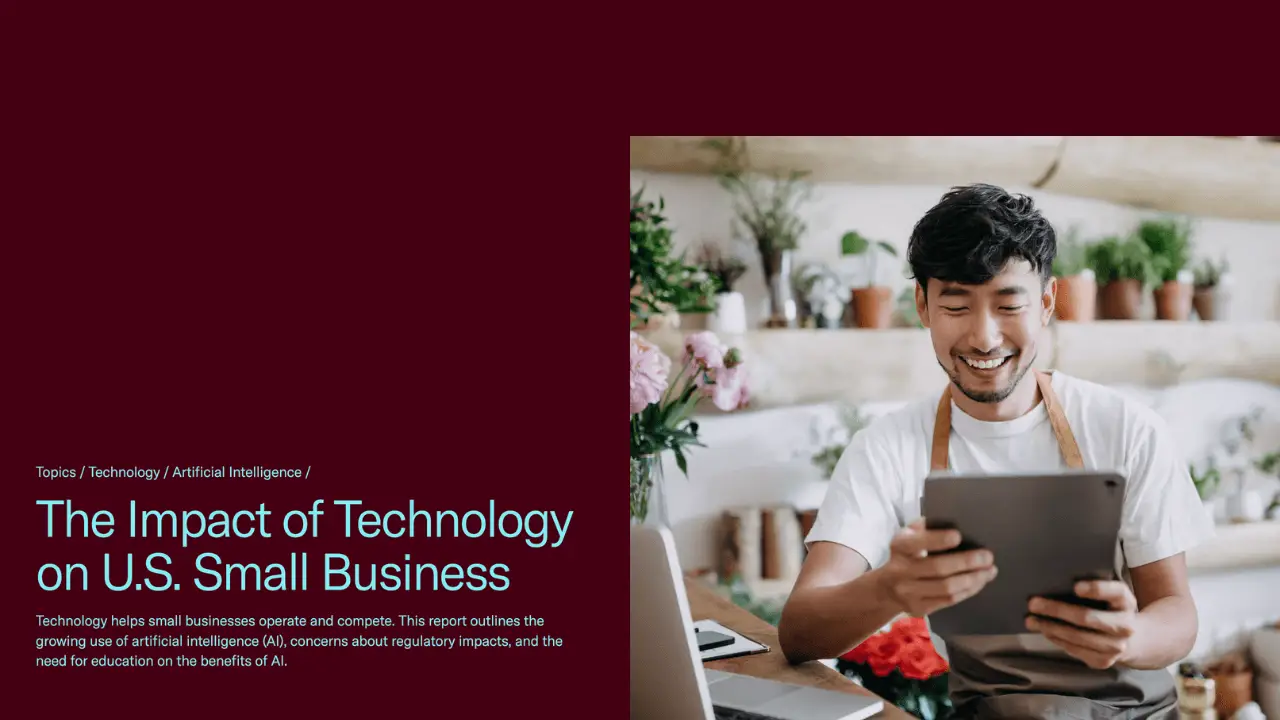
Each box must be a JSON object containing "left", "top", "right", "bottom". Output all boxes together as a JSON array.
[{"left": 4, "top": 2, "right": 619, "bottom": 717}]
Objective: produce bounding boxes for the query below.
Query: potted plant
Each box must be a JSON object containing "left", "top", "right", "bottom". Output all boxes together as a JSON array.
[
  {"left": 1051, "top": 226, "right": 1096, "bottom": 322},
  {"left": 672, "top": 264, "right": 720, "bottom": 331},
  {"left": 696, "top": 242, "right": 749, "bottom": 335},
  {"left": 809, "top": 404, "right": 870, "bottom": 479},
  {"left": 1084, "top": 234, "right": 1154, "bottom": 320},
  {"left": 841, "top": 230, "right": 898, "bottom": 329},
  {"left": 1192, "top": 256, "right": 1231, "bottom": 321},
  {"left": 630, "top": 186, "right": 706, "bottom": 330},
  {"left": 793, "top": 261, "right": 850, "bottom": 329},
  {"left": 1137, "top": 216, "right": 1196, "bottom": 321},
  {"left": 703, "top": 136, "right": 813, "bottom": 329}
]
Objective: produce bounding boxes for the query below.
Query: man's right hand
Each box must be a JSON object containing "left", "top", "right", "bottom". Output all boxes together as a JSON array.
[{"left": 876, "top": 518, "right": 998, "bottom": 618}]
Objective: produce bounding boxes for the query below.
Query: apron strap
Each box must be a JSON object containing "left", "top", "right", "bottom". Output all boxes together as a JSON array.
[
  {"left": 1036, "top": 370, "right": 1085, "bottom": 469},
  {"left": 931, "top": 369, "right": 1085, "bottom": 471},
  {"left": 930, "top": 388, "right": 952, "bottom": 472}
]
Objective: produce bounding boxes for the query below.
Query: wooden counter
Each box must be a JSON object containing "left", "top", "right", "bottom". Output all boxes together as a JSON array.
[{"left": 683, "top": 576, "right": 911, "bottom": 719}]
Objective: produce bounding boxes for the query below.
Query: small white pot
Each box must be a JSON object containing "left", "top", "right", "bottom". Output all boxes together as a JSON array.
[
  {"left": 710, "top": 292, "right": 747, "bottom": 335},
  {"left": 1225, "top": 489, "right": 1267, "bottom": 523}
]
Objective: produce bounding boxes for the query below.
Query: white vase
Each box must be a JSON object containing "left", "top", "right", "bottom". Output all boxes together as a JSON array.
[{"left": 710, "top": 291, "right": 747, "bottom": 335}]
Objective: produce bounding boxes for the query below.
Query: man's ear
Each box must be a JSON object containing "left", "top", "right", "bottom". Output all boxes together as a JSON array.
[
  {"left": 914, "top": 283, "right": 930, "bottom": 329},
  {"left": 1042, "top": 276, "right": 1057, "bottom": 326}
]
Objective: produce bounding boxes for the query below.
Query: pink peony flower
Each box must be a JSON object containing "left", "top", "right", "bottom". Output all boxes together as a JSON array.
[
  {"left": 631, "top": 331, "right": 670, "bottom": 415},
  {"left": 683, "top": 331, "right": 727, "bottom": 371},
  {"left": 710, "top": 365, "right": 750, "bottom": 411}
]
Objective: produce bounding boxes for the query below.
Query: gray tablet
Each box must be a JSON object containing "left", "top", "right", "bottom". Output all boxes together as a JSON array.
[{"left": 920, "top": 470, "right": 1126, "bottom": 637}]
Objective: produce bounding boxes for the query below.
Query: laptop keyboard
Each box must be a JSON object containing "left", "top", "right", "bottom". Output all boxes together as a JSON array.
[{"left": 713, "top": 706, "right": 783, "bottom": 720}]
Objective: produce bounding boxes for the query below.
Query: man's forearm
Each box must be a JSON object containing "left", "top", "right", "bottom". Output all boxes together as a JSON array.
[
  {"left": 778, "top": 567, "right": 903, "bottom": 665},
  {"left": 1121, "top": 595, "right": 1199, "bottom": 670}
]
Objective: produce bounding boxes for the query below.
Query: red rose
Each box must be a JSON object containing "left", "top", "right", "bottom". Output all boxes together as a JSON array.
[
  {"left": 840, "top": 640, "right": 870, "bottom": 664},
  {"left": 841, "top": 617, "right": 949, "bottom": 680},
  {"left": 892, "top": 619, "right": 948, "bottom": 680},
  {"left": 867, "top": 636, "right": 902, "bottom": 677},
  {"left": 840, "top": 628, "right": 885, "bottom": 664},
  {"left": 899, "top": 644, "right": 934, "bottom": 680}
]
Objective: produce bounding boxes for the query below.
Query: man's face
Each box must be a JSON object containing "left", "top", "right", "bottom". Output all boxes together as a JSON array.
[{"left": 915, "top": 259, "right": 1055, "bottom": 404}]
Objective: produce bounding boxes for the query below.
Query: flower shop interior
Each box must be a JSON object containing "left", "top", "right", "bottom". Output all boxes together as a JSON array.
[{"left": 629, "top": 136, "right": 1280, "bottom": 719}]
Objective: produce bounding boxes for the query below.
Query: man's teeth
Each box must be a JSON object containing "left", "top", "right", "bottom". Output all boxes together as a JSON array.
[{"left": 964, "top": 356, "right": 1008, "bottom": 370}]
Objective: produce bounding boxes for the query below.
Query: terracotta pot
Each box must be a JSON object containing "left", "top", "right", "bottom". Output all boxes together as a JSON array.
[
  {"left": 851, "top": 286, "right": 893, "bottom": 329},
  {"left": 1208, "top": 669, "right": 1253, "bottom": 719},
  {"left": 1055, "top": 273, "right": 1096, "bottom": 322},
  {"left": 1097, "top": 279, "right": 1143, "bottom": 320},
  {"left": 1153, "top": 280, "right": 1193, "bottom": 321},
  {"left": 1193, "top": 286, "right": 1218, "bottom": 321}
]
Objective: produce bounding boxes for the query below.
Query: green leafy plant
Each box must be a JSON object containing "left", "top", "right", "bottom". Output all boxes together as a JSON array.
[
  {"left": 1257, "top": 450, "right": 1280, "bottom": 476},
  {"left": 695, "top": 242, "right": 748, "bottom": 294},
  {"left": 721, "top": 574, "right": 784, "bottom": 626},
  {"left": 1189, "top": 463, "right": 1221, "bottom": 500},
  {"left": 630, "top": 187, "right": 707, "bottom": 324},
  {"left": 702, "top": 136, "right": 813, "bottom": 276},
  {"left": 1252, "top": 450, "right": 1280, "bottom": 520},
  {"left": 1052, "top": 225, "right": 1092, "bottom": 277},
  {"left": 1084, "top": 234, "right": 1155, "bottom": 285},
  {"left": 841, "top": 231, "right": 898, "bottom": 288},
  {"left": 1135, "top": 216, "right": 1195, "bottom": 284},
  {"left": 896, "top": 285, "right": 924, "bottom": 328},
  {"left": 672, "top": 266, "right": 719, "bottom": 313},
  {"left": 810, "top": 404, "right": 871, "bottom": 480},
  {"left": 1193, "top": 256, "right": 1230, "bottom": 289}
]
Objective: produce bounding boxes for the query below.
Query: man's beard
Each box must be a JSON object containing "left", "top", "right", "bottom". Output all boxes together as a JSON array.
[{"left": 940, "top": 351, "right": 1036, "bottom": 404}]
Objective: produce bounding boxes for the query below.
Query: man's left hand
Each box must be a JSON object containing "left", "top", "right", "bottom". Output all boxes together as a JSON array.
[{"left": 1025, "top": 580, "right": 1138, "bottom": 669}]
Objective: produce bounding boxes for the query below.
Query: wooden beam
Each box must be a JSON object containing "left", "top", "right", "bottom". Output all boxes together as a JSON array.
[
  {"left": 629, "top": 135, "right": 1063, "bottom": 187},
  {"left": 629, "top": 136, "right": 1280, "bottom": 223},
  {"left": 1041, "top": 136, "right": 1280, "bottom": 222}
]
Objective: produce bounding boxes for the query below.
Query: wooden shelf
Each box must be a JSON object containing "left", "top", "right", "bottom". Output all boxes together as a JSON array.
[
  {"left": 630, "top": 136, "right": 1280, "bottom": 223},
  {"left": 1187, "top": 520, "right": 1280, "bottom": 573},
  {"left": 641, "top": 321, "right": 1280, "bottom": 411}
]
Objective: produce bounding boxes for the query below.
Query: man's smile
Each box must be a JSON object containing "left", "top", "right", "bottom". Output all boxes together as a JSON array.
[{"left": 959, "top": 354, "right": 1014, "bottom": 371}]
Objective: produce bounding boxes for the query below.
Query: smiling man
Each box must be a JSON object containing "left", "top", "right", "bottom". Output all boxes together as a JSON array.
[{"left": 778, "top": 184, "right": 1215, "bottom": 719}]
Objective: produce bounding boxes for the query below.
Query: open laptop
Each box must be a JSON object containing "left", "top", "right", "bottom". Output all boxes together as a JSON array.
[{"left": 631, "top": 524, "right": 884, "bottom": 720}]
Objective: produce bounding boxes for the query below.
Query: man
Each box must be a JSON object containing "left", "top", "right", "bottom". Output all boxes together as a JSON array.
[{"left": 778, "top": 184, "right": 1215, "bottom": 719}]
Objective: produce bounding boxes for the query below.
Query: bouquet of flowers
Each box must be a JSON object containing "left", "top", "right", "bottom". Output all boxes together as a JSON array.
[
  {"left": 629, "top": 329, "right": 749, "bottom": 522},
  {"left": 836, "top": 617, "right": 952, "bottom": 720}
]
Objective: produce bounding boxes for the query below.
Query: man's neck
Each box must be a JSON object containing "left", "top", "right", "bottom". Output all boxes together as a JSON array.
[{"left": 952, "top": 373, "right": 1044, "bottom": 423}]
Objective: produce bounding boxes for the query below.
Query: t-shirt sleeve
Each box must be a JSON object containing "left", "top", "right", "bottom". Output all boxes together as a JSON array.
[
  {"left": 803, "top": 426, "right": 904, "bottom": 570},
  {"left": 1119, "top": 407, "right": 1217, "bottom": 568}
]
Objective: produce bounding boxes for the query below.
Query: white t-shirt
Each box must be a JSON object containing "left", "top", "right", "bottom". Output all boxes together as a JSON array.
[{"left": 805, "top": 371, "right": 1216, "bottom": 583}]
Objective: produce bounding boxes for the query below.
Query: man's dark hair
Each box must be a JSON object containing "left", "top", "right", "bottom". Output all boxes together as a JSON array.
[{"left": 907, "top": 183, "right": 1057, "bottom": 294}]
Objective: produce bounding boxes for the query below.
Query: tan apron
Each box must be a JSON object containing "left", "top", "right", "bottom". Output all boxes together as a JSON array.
[{"left": 929, "top": 370, "right": 1178, "bottom": 720}]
